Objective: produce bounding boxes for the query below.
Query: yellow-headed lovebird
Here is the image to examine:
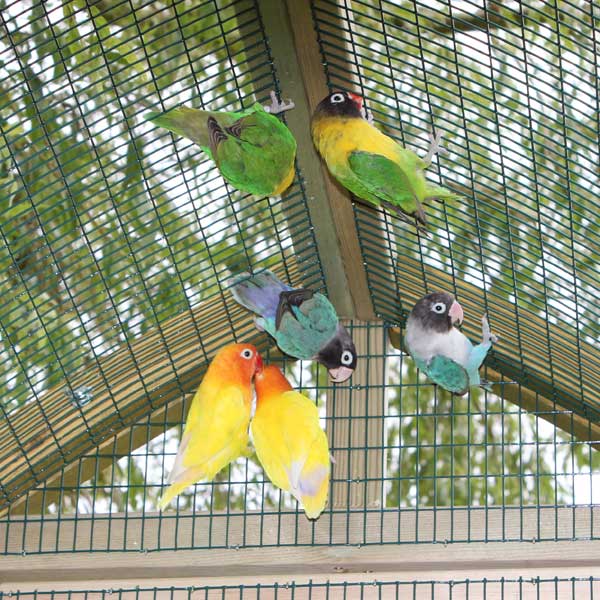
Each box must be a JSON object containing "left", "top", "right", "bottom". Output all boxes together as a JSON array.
[
  {"left": 404, "top": 292, "right": 498, "bottom": 395},
  {"left": 145, "top": 91, "right": 297, "bottom": 198},
  {"left": 252, "top": 365, "right": 330, "bottom": 519},
  {"left": 158, "top": 343, "right": 263, "bottom": 509},
  {"left": 311, "top": 91, "right": 458, "bottom": 228}
]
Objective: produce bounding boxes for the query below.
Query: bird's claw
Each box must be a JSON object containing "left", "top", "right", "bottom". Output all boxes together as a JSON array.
[
  {"left": 263, "top": 90, "right": 295, "bottom": 114},
  {"left": 481, "top": 313, "right": 498, "bottom": 344},
  {"left": 423, "top": 130, "right": 448, "bottom": 165},
  {"left": 361, "top": 106, "right": 375, "bottom": 124}
]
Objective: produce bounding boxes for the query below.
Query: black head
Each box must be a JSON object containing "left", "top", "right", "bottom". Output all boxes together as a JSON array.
[
  {"left": 409, "top": 292, "right": 464, "bottom": 334},
  {"left": 316, "top": 324, "right": 357, "bottom": 383},
  {"left": 312, "top": 91, "right": 363, "bottom": 120}
]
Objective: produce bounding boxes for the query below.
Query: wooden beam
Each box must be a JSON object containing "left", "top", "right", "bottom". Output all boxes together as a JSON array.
[
  {"left": 259, "top": 0, "right": 379, "bottom": 320},
  {"left": 2, "top": 507, "right": 599, "bottom": 591},
  {"left": 326, "top": 320, "right": 385, "bottom": 509}
]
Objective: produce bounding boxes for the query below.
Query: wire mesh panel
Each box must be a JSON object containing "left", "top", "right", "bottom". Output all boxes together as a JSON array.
[
  {"left": 313, "top": 0, "right": 600, "bottom": 419},
  {"left": 0, "top": 0, "right": 320, "bottom": 508},
  {"left": 0, "top": 0, "right": 599, "bottom": 592},
  {"left": 2, "top": 325, "right": 599, "bottom": 553},
  {"left": 3, "top": 580, "right": 600, "bottom": 600}
]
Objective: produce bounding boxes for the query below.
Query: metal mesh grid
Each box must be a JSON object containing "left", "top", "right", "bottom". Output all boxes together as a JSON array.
[
  {"left": 313, "top": 0, "right": 600, "bottom": 418},
  {"left": 0, "top": 0, "right": 598, "bottom": 586},
  {"left": 2, "top": 579, "right": 600, "bottom": 600},
  {"left": 2, "top": 324, "right": 598, "bottom": 554},
  {"left": 0, "top": 0, "right": 320, "bottom": 508}
]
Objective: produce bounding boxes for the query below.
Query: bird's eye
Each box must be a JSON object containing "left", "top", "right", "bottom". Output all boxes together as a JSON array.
[
  {"left": 432, "top": 302, "right": 446, "bottom": 314},
  {"left": 240, "top": 348, "right": 253, "bottom": 360},
  {"left": 330, "top": 93, "right": 345, "bottom": 104},
  {"left": 341, "top": 350, "right": 354, "bottom": 366}
]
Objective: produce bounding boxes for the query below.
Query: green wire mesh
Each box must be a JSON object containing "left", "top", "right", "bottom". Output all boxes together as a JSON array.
[
  {"left": 0, "top": 0, "right": 321, "bottom": 506},
  {"left": 2, "top": 580, "right": 600, "bottom": 599},
  {"left": 313, "top": 0, "right": 600, "bottom": 417},
  {"left": 2, "top": 326, "right": 599, "bottom": 554},
  {"left": 0, "top": 0, "right": 599, "bottom": 572}
]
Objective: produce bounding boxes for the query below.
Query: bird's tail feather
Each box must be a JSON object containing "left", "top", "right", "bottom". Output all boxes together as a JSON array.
[
  {"left": 229, "top": 270, "right": 292, "bottom": 321},
  {"left": 158, "top": 466, "right": 205, "bottom": 510},
  {"left": 424, "top": 183, "right": 460, "bottom": 204},
  {"left": 298, "top": 467, "right": 329, "bottom": 519},
  {"left": 145, "top": 106, "right": 212, "bottom": 153}
]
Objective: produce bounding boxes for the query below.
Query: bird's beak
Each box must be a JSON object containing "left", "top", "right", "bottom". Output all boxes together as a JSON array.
[
  {"left": 348, "top": 92, "right": 363, "bottom": 109},
  {"left": 449, "top": 300, "right": 464, "bottom": 327},
  {"left": 328, "top": 366, "right": 354, "bottom": 383},
  {"left": 254, "top": 353, "right": 264, "bottom": 374}
]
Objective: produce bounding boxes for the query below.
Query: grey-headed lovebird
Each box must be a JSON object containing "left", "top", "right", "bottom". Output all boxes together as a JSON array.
[
  {"left": 229, "top": 270, "right": 357, "bottom": 383},
  {"left": 403, "top": 292, "right": 497, "bottom": 395}
]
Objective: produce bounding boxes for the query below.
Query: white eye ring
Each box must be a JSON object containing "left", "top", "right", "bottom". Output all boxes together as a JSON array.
[
  {"left": 432, "top": 302, "right": 446, "bottom": 314},
  {"left": 330, "top": 93, "right": 345, "bottom": 104},
  {"left": 240, "top": 348, "right": 253, "bottom": 360},
  {"left": 341, "top": 350, "right": 354, "bottom": 365}
]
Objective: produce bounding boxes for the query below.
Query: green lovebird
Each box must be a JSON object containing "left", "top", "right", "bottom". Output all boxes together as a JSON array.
[
  {"left": 229, "top": 270, "right": 357, "bottom": 383},
  {"left": 145, "top": 91, "right": 297, "bottom": 198},
  {"left": 311, "top": 91, "right": 458, "bottom": 229},
  {"left": 402, "top": 292, "right": 498, "bottom": 395}
]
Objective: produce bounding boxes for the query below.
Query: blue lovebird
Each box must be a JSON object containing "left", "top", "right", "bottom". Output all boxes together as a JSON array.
[
  {"left": 404, "top": 292, "right": 497, "bottom": 395},
  {"left": 229, "top": 270, "right": 357, "bottom": 382}
]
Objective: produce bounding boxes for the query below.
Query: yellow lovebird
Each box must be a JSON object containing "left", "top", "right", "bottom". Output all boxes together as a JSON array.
[
  {"left": 158, "top": 343, "right": 263, "bottom": 509},
  {"left": 252, "top": 365, "right": 330, "bottom": 519},
  {"left": 311, "top": 91, "right": 457, "bottom": 229}
]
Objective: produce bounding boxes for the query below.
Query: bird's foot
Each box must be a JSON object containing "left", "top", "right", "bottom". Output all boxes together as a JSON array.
[
  {"left": 263, "top": 90, "right": 295, "bottom": 114},
  {"left": 481, "top": 313, "right": 498, "bottom": 344},
  {"left": 423, "top": 130, "right": 448, "bottom": 165},
  {"left": 361, "top": 105, "right": 375, "bottom": 124}
]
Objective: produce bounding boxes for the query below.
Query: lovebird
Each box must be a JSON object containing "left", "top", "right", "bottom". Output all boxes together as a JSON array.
[
  {"left": 403, "top": 292, "right": 498, "bottom": 395},
  {"left": 311, "top": 91, "right": 458, "bottom": 228},
  {"left": 145, "top": 91, "right": 297, "bottom": 198},
  {"left": 158, "top": 343, "right": 263, "bottom": 509},
  {"left": 229, "top": 270, "right": 357, "bottom": 382},
  {"left": 252, "top": 365, "right": 330, "bottom": 519}
]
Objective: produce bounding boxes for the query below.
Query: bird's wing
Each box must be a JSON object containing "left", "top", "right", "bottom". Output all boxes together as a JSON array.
[
  {"left": 348, "top": 150, "right": 426, "bottom": 220},
  {"left": 210, "top": 106, "right": 297, "bottom": 197},
  {"left": 251, "top": 391, "right": 329, "bottom": 518},
  {"left": 424, "top": 355, "right": 470, "bottom": 395},
  {"left": 158, "top": 383, "right": 250, "bottom": 509},
  {"left": 178, "top": 383, "right": 250, "bottom": 477},
  {"left": 275, "top": 294, "right": 338, "bottom": 360}
]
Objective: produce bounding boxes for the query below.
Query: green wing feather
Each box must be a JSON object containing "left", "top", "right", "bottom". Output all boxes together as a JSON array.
[
  {"left": 212, "top": 108, "right": 296, "bottom": 196},
  {"left": 416, "top": 355, "right": 470, "bottom": 395},
  {"left": 274, "top": 294, "right": 338, "bottom": 360},
  {"left": 348, "top": 151, "right": 426, "bottom": 223}
]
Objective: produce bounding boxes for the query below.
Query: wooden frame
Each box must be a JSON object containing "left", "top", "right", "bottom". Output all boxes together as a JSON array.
[
  {"left": 2, "top": 507, "right": 600, "bottom": 594},
  {"left": 1, "top": 6, "right": 599, "bottom": 598}
]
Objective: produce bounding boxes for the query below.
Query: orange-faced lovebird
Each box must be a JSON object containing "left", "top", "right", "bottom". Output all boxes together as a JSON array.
[
  {"left": 311, "top": 91, "right": 458, "bottom": 228},
  {"left": 251, "top": 365, "right": 330, "bottom": 519},
  {"left": 145, "top": 91, "right": 296, "bottom": 198},
  {"left": 230, "top": 270, "right": 356, "bottom": 382},
  {"left": 158, "top": 343, "right": 263, "bottom": 509},
  {"left": 404, "top": 292, "right": 497, "bottom": 395}
]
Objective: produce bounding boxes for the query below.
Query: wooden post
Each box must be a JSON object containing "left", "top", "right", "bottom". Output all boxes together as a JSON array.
[
  {"left": 257, "top": 0, "right": 391, "bottom": 511},
  {"left": 258, "top": 0, "right": 379, "bottom": 321},
  {"left": 326, "top": 320, "right": 386, "bottom": 510}
]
